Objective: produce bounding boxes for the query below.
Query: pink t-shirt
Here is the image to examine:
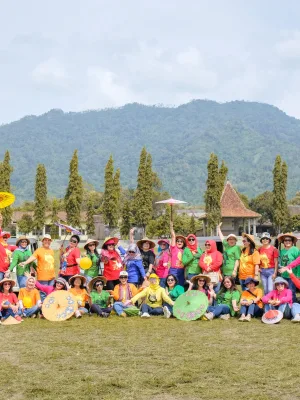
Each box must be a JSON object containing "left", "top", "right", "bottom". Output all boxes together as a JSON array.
[
  {"left": 170, "top": 246, "right": 184, "bottom": 269},
  {"left": 155, "top": 251, "right": 170, "bottom": 278},
  {"left": 259, "top": 246, "right": 279, "bottom": 269}
]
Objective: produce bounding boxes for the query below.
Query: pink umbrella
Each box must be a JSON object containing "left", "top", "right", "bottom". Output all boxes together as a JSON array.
[{"left": 155, "top": 198, "right": 187, "bottom": 222}]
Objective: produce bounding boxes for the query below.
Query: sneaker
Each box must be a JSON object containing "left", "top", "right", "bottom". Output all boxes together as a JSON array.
[
  {"left": 31, "top": 314, "right": 37, "bottom": 319},
  {"left": 120, "top": 312, "right": 127, "bottom": 318},
  {"left": 239, "top": 315, "right": 246, "bottom": 322},
  {"left": 220, "top": 314, "right": 230, "bottom": 320},
  {"left": 15, "top": 316, "right": 23, "bottom": 322},
  {"left": 141, "top": 312, "right": 151, "bottom": 318},
  {"left": 163, "top": 306, "right": 171, "bottom": 319},
  {"left": 101, "top": 312, "right": 110, "bottom": 318},
  {"left": 244, "top": 314, "right": 251, "bottom": 322},
  {"left": 291, "top": 314, "right": 300, "bottom": 323},
  {"left": 204, "top": 312, "right": 214, "bottom": 320},
  {"left": 75, "top": 310, "right": 82, "bottom": 318}
]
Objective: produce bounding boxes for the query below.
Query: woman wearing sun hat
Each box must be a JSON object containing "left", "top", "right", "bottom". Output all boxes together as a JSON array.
[
  {"left": 0, "top": 278, "right": 22, "bottom": 321},
  {"left": 217, "top": 224, "right": 241, "bottom": 278},
  {"left": 188, "top": 274, "right": 215, "bottom": 305},
  {"left": 169, "top": 222, "right": 186, "bottom": 286},
  {"left": 262, "top": 276, "right": 293, "bottom": 318},
  {"left": 132, "top": 231, "right": 156, "bottom": 278},
  {"left": 277, "top": 233, "right": 300, "bottom": 303},
  {"left": 83, "top": 239, "right": 101, "bottom": 283},
  {"left": 258, "top": 232, "right": 279, "bottom": 295},
  {"left": 0, "top": 231, "right": 17, "bottom": 281},
  {"left": 6, "top": 236, "right": 34, "bottom": 288},
  {"left": 101, "top": 237, "right": 123, "bottom": 290},
  {"left": 239, "top": 233, "right": 260, "bottom": 291},
  {"left": 239, "top": 277, "right": 263, "bottom": 321},
  {"left": 88, "top": 276, "right": 111, "bottom": 318},
  {"left": 182, "top": 234, "right": 203, "bottom": 280},
  {"left": 154, "top": 239, "right": 170, "bottom": 288},
  {"left": 69, "top": 274, "right": 89, "bottom": 318}
]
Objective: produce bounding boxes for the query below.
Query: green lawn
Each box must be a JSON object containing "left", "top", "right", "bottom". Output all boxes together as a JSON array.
[{"left": 1, "top": 316, "right": 300, "bottom": 400}]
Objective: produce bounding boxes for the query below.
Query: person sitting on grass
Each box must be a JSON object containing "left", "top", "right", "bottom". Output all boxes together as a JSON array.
[
  {"left": 69, "top": 274, "right": 89, "bottom": 318},
  {"left": 187, "top": 274, "right": 215, "bottom": 305},
  {"left": 204, "top": 276, "right": 240, "bottom": 321},
  {"left": 283, "top": 269, "right": 300, "bottom": 322},
  {"left": 262, "top": 277, "right": 293, "bottom": 319},
  {"left": 0, "top": 278, "right": 22, "bottom": 322},
  {"left": 239, "top": 277, "right": 263, "bottom": 322},
  {"left": 126, "top": 273, "right": 174, "bottom": 318},
  {"left": 88, "top": 276, "right": 111, "bottom": 318},
  {"left": 25, "top": 272, "right": 68, "bottom": 295},
  {"left": 18, "top": 276, "right": 42, "bottom": 318},
  {"left": 111, "top": 271, "right": 139, "bottom": 317},
  {"left": 163, "top": 273, "right": 185, "bottom": 318}
]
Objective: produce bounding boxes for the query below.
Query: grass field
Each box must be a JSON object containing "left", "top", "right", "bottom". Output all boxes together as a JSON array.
[{"left": 1, "top": 315, "right": 300, "bottom": 400}]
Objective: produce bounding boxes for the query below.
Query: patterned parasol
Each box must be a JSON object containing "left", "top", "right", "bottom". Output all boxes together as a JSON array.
[
  {"left": 173, "top": 290, "right": 208, "bottom": 321},
  {"left": 42, "top": 290, "right": 78, "bottom": 322}
]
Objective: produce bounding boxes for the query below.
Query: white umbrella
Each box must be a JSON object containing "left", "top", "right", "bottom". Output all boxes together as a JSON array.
[{"left": 155, "top": 198, "right": 187, "bottom": 222}]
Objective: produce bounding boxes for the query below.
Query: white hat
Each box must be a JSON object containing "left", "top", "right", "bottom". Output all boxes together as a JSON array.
[
  {"left": 119, "top": 271, "right": 128, "bottom": 277},
  {"left": 42, "top": 234, "right": 52, "bottom": 241},
  {"left": 226, "top": 234, "right": 237, "bottom": 241}
]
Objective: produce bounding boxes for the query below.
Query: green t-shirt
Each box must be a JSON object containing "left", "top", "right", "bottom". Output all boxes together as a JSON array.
[
  {"left": 182, "top": 247, "right": 203, "bottom": 275},
  {"left": 90, "top": 290, "right": 110, "bottom": 307},
  {"left": 280, "top": 246, "right": 300, "bottom": 278},
  {"left": 216, "top": 289, "right": 240, "bottom": 316},
  {"left": 222, "top": 240, "right": 241, "bottom": 276},
  {"left": 84, "top": 253, "right": 100, "bottom": 278},
  {"left": 168, "top": 285, "right": 185, "bottom": 301},
  {"left": 9, "top": 248, "right": 33, "bottom": 276}
]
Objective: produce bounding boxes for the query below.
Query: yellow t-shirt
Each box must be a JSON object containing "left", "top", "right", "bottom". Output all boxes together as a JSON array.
[
  {"left": 18, "top": 288, "right": 41, "bottom": 308},
  {"left": 239, "top": 249, "right": 260, "bottom": 280},
  {"left": 33, "top": 248, "right": 55, "bottom": 281},
  {"left": 69, "top": 288, "right": 89, "bottom": 304}
]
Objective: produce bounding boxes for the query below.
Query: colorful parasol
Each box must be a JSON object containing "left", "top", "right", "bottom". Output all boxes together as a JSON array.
[
  {"left": 42, "top": 290, "right": 78, "bottom": 322},
  {"left": 155, "top": 198, "right": 187, "bottom": 222},
  {"left": 262, "top": 309, "right": 283, "bottom": 324},
  {"left": 0, "top": 192, "right": 15, "bottom": 209},
  {"left": 55, "top": 221, "right": 82, "bottom": 245},
  {"left": 173, "top": 290, "right": 208, "bottom": 321}
]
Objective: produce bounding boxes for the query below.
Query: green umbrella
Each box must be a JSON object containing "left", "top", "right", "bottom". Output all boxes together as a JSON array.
[
  {"left": 124, "top": 306, "right": 140, "bottom": 317},
  {"left": 173, "top": 291, "right": 208, "bottom": 321}
]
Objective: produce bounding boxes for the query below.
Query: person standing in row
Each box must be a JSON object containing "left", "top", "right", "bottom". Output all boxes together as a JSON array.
[
  {"left": 258, "top": 232, "right": 279, "bottom": 295},
  {"left": 217, "top": 224, "right": 241, "bottom": 278},
  {"left": 101, "top": 237, "right": 123, "bottom": 290},
  {"left": 169, "top": 222, "right": 186, "bottom": 286},
  {"left": 59, "top": 235, "right": 81, "bottom": 283},
  {"left": 239, "top": 233, "right": 260, "bottom": 291},
  {"left": 7, "top": 236, "right": 34, "bottom": 288},
  {"left": 182, "top": 234, "right": 202, "bottom": 280},
  {"left": 83, "top": 239, "right": 101, "bottom": 283}
]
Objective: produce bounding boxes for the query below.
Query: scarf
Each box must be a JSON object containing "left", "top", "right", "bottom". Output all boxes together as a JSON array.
[
  {"left": 18, "top": 245, "right": 28, "bottom": 253},
  {"left": 123, "top": 243, "right": 142, "bottom": 264},
  {"left": 186, "top": 234, "right": 198, "bottom": 252},
  {"left": 119, "top": 283, "right": 133, "bottom": 302}
]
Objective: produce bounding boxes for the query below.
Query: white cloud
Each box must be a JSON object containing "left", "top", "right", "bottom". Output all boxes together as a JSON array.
[{"left": 32, "top": 57, "right": 67, "bottom": 87}]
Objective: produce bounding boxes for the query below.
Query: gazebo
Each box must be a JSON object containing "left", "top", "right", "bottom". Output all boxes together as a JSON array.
[{"left": 201, "top": 181, "right": 261, "bottom": 236}]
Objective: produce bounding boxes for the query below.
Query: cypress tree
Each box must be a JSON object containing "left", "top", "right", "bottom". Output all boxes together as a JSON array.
[
  {"left": 33, "top": 164, "right": 47, "bottom": 236},
  {"left": 112, "top": 168, "right": 121, "bottom": 222},
  {"left": 218, "top": 160, "right": 228, "bottom": 199},
  {"left": 102, "top": 155, "right": 119, "bottom": 227},
  {"left": 50, "top": 198, "right": 60, "bottom": 239},
  {"left": 273, "top": 155, "right": 289, "bottom": 233},
  {"left": 205, "top": 153, "right": 221, "bottom": 235},
  {"left": 65, "top": 150, "right": 83, "bottom": 227},
  {"left": 0, "top": 151, "right": 13, "bottom": 228},
  {"left": 120, "top": 199, "right": 132, "bottom": 238},
  {"left": 86, "top": 194, "right": 96, "bottom": 236}
]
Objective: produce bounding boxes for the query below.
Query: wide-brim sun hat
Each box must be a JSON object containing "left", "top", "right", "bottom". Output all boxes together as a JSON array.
[
  {"left": 84, "top": 238, "right": 100, "bottom": 250},
  {"left": 16, "top": 236, "right": 30, "bottom": 247},
  {"left": 0, "top": 278, "right": 16, "bottom": 288},
  {"left": 262, "top": 310, "right": 283, "bottom": 324},
  {"left": 260, "top": 232, "right": 271, "bottom": 243},
  {"left": 191, "top": 274, "right": 211, "bottom": 285},
  {"left": 102, "top": 237, "right": 119, "bottom": 249},
  {"left": 0, "top": 231, "right": 11, "bottom": 238},
  {"left": 274, "top": 277, "right": 289, "bottom": 288},
  {"left": 242, "top": 233, "right": 256, "bottom": 247},
  {"left": 244, "top": 277, "right": 259, "bottom": 286},
  {"left": 69, "top": 274, "right": 87, "bottom": 286},
  {"left": 136, "top": 237, "right": 156, "bottom": 250},
  {"left": 175, "top": 235, "right": 186, "bottom": 244},
  {"left": 278, "top": 233, "right": 298, "bottom": 245},
  {"left": 2, "top": 316, "right": 21, "bottom": 325},
  {"left": 88, "top": 276, "right": 107, "bottom": 292},
  {"left": 158, "top": 239, "right": 170, "bottom": 246},
  {"left": 226, "top": 234, "right": 237, "bottom": 241},
  {"left": 54, "top": 277, "right": 69, "bottom": 290}
]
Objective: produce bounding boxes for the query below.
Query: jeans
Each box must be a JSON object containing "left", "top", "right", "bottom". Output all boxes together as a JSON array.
[
  {"left": 260, "top": 268, "right": 275, "bottom": 295},
  {"left": 141, "top": 304, "right": 164, "bottom": 315},
  {"left": 291, "top": 302, "right": 300, "bottom": 318},
  {"left": 187, "top": 273, "right": 198, "bottom": 280},
  {"left": 285, "top": 278, "right": 297, "bottom": 303},
  {"left": 265, "top": 303, "right": 291, "bottom": 318},
  {"left": 240, "top": 304, "right": 263, "bottom": 317},
  {"left": 0, "top": 272, "right": 5, "bottom": 281},
  {"left": 159, "top": 278, "right": 166, "bottom": 288},
  {"left": 169, "top": 268, "right": 185, "bottom": 286},
  {"left": 90, "top": 304, "right": 111, "bottom": 316},
  {"left": 207, "top": 304, "right": 230, "bottom": 318},
  {"left": 113, "top": 301, "right": 132, "bottom": 315},
  {"left": 23, "top": 305, "right": 40, "bottom": 317},
  {"left": 17, "top": 275, "right": 28, "bottom": 288},
  {"left": 1, "top": 301, "right": 21, "bottom": 319},
  {"left": 78, "top": 307, "right": 88, "bottom": 314},
  {"left": 239, "top": 279, "right": 247, "bottom": 291},
  {"left": 213, "top": 282, "right": 221, "bottom": 294}
]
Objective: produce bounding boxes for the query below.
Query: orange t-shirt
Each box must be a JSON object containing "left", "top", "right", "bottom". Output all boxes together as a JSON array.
[
  {"left": 33, "top": 248, "right": 55, "bottom": 281},
  {"left": 69, "top": 288, "right": 89, "bottom": 304},
  {"left": 239, "top": 249, "right": 260, "bottom": 280},
  {"left": 241, "top": 287, "right": 263, "bottom": 308},
  {"left": 18, "top": 288, "right": 41, "bottom": 308}
]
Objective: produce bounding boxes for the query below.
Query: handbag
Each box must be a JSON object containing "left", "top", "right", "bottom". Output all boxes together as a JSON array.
[{"left": 202, "top": 271, "right": 222, "bottom": 285}]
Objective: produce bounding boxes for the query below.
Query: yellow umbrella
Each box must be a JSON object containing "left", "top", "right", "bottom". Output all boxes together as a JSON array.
[
  {"left": 0, "top": 192, "right": 15, "bottom": 209},
  {"left": 42, "top": 291, "right": 78, "bottom": 322}
]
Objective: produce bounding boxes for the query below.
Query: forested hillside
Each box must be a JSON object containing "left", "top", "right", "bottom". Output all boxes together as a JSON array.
[{"left": 1, "top": 100, "right": 299, "bottom": 204}]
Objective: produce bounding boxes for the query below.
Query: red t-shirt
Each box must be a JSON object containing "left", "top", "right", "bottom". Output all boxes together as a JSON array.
[
  {"left": 60, "top": 247, "right": 81, "bottom": 276},
  {"left": 0, "top": 292, "right": 18, "bottom": 309},
  {"left": 259, "top": 246, "right": 279, "bottom": 269}
]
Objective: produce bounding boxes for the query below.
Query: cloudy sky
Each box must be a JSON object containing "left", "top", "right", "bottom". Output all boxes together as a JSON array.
[{"left": 1, "top": 0, "right": 300, "bottom": 123}]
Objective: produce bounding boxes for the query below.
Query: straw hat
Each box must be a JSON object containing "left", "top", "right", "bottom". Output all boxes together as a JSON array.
[
  {"left": 262, "top": 310, "right": 283, "bottom": 324},
  {"left": 190, "top": 274, "right": 211, "bottom": 285},
  {"left": 278, "top": 232, "right": 298, "bottom": 245},
  {"left": 0, "top": 277, "right": 16, "bottom": 289},
  {"left": 84, "top": 238, "right": 100, "bottom": 250},
  {"left": 242, "top": 233, "right": 256, "bottom": 247},
  {"left": 102, "top": 237, "right": 119, "bottom": 249},
  {"left": 136, "top": 237, "right": 155, "bottom": 250},
  {"left": 88, "top": 276, "right": 107, "bottom": 292},
  {"left": 16, "top": 236, "right": 30, "bottom": 247},
  {"left": 175, "top": 235, "right": 186, "bottom": 244},
  {"left": 274, "top": 277, "right": 289, "bottom": 288},
  {"left": 69, "top": 274, "right": 87, "bottom": 286},
  {"left": 1, "top": 316, "right": 21, "bottom": 325},
  {"left": 0, "top": 231, "right": 11, "bottom": 238}
]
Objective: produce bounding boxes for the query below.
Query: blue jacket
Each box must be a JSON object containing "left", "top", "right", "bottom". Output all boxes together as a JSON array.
[{"left": 125, "top": 258, "right": 146, "bottom": 283}]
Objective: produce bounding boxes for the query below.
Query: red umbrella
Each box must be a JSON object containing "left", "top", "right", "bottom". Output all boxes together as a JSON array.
[{"left": 155, "top": 198, "right": 187, "bottom": 222}]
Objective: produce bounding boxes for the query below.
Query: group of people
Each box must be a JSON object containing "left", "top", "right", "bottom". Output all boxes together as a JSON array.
[{"left": 1, "top": 221, "right": 300, "bottom": 323}]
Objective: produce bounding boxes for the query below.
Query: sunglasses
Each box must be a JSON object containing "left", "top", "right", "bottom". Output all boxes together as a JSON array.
[
  {"left": 120, "top": 276, "right": 128, "bottom": 279},
  {"left": 205, "top": 244, "right": 211, "bottom": 247},
  {"left": 176, "top": 240, "right": 184, "bottom": 243},
  {"left": 167, "top": 278, "right": 175, "bottom": 282},
  {"left": 128, "top": 251, "right": 136, "bottom": 254},
  {"left": 276, "top": 283, "right": 285, "bottom": 286},
  {"left": 284, "top": 239, "right": 292, "bottom": 242},
  {"left": 242, "top": 240, "right": 248, "bottom": 243},
  {"left": 188, "top": 238, "right": 195, "bottom": 242},
  {"left": 3, "top": 282, "right": 11, "bottom": 286},
  {"left": 95, "top": 283, "right": 103, "bottom": 287},
  {"left": 56, "top": 282, "right": 64, "bottom": 286},
  {"left": 70, "top": 240, "right": 78, "bottom": 244},
  {"left": 88, "top": 243, "right": 96, "bottom": 246},
  {"left": 198, "top": 279, "right": 206, "bottom": 282},
  {"left": 20, "top": 240, "right": 28, "bottom": 243}
]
